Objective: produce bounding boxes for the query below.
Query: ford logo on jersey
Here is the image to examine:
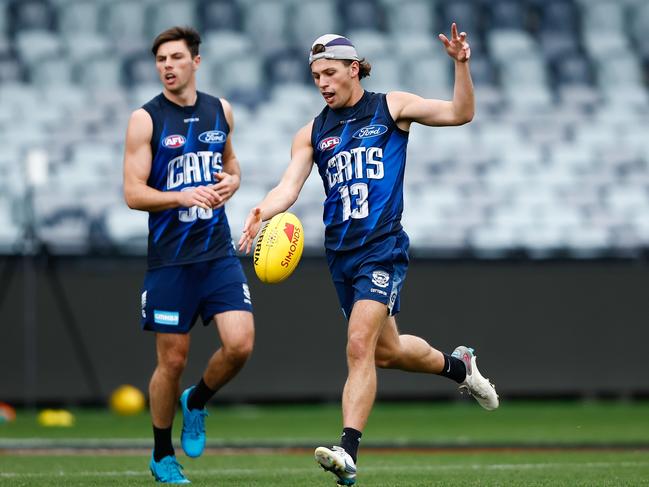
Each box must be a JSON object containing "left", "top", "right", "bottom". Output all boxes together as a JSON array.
[
  {"left": 352, "top": 124, "right": 388, "bottom": 139},
  {"left": 319, "top": 136, "right": 341, "bottom": 151},
  {"left": 198, "top": 130, "right": 226, "bottom": 144},
  {"left": 163, "top": 134, "right": 186, "bottom": 148}
]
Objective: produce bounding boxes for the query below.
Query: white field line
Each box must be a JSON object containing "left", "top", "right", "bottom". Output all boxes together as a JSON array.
[{"left": 1, "top": 461, "right": 648, "bottom": 479}]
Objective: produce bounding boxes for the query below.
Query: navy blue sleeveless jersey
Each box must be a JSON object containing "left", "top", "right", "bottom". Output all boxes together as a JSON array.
[
  {"left": 311, "top": 91, "right": 409, "bottom": 251},
  {"left": 142, "top": 92, "right": 235, "bottom": 269}
]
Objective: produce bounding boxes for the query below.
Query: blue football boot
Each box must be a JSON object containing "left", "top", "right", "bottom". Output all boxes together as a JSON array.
[
  {"left": 180, "top": 386, "right": 208, "bottom": 458},
  {"left": 149, "top": 453, "right": 190, "bottom": 484}
]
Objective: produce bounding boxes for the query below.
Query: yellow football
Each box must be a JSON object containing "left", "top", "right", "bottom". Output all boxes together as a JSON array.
[
  {"left": 109, "top": 384, "right": 146, "bottom": 416},
  {"left": 253, "top": 212, "right": 304, "bottom": 283}
]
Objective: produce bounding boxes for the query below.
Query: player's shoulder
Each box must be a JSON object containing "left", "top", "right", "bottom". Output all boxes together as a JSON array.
[
  {"left": 311, "top": 104, "right": 330, "bottom": 141},
  {"left": 199, "top": 92, "right": 231, "bottom": 117},
  {"left": 198, "top": 91, "right": 222, "bottom": 106},
  {"left": 313, "top": 103, "right": 330, "bottom": 122},
  {"left": 297, "top": 119, "right": 315, "bottom": 143},
  {"left": 141, "top": 92, "right": 164, "bottom": 112},
  {"left": 199, "top": 91, "right": 232, "bottom": 118},
  {"left": 204, "top": 93, "right": 234, "bottom": 130},
  {"left": 385, "top": 91, "right": 423, "bottom": 122},
  {"left": 138, "top": 94, "right": 165, "bottom": 127},
  {"left": 125, "top": 108, "right": 153, "bottom": 144},
  {"left": 218, "top": 97, "right": 233, "bottom": 117},
  {"left": 129, "top": 107, "right": 153, "bottom": 127},
  {"left": 386, "top": 91, "right": 419, "bottom": 107}
]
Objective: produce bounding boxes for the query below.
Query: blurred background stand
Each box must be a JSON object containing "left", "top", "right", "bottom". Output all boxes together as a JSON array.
[{"left": 0, "top": 148, "right": 101, "bottom": 407}]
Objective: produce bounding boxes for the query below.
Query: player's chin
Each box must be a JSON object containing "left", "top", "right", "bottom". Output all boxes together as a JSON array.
[
  {"left": 327, "top": 100, "right": 339, "bottom": 108},
  {"left": 166, "top": 80, "right": 184, "bottom": 92}
]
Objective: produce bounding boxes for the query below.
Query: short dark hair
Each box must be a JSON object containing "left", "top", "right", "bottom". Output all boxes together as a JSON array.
[
  {"left": 151, "top": 26, "right": 201, "bottom": 58},
  {"left": 310, "top": 43, "right": 371, "bottom": 79}
]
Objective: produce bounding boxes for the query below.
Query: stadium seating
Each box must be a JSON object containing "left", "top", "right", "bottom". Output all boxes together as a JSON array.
[{"left": 2, "top": 0, "right": 649, "bottom": 258}]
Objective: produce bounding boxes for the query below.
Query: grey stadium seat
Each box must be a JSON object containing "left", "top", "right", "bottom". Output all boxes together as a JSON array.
[
  {"left": 57, "top": 0, "right": 102, "bottom": 34},
  {"left": 148, "top": 0, "right": 198, "bottom": 41}
]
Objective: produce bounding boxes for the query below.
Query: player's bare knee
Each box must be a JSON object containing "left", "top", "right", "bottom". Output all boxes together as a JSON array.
[
  {"left": 160, "top": 352, "right": 187, "bottom": 377},
  {"left": 223, "top": 337, "right": 253, "bottom": 366},
  {"left": 346, "top": 334, "right": 374, "bottom": 364}
]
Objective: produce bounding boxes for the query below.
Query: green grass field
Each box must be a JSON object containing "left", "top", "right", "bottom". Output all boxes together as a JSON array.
[{"left": 1, "top": 401, "right": 648, "bottom": 486}]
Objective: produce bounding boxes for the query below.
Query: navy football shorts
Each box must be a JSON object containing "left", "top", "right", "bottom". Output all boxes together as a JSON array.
[
  {"left": 140, "top": 256, "right": 252, "bottom": 333},
  {"left": 326, "top": 230, "right": 409, "bottom": 320}
]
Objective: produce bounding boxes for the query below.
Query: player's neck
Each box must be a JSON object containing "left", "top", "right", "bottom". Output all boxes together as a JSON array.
[
  {"left": 341, "top": 86, "right": 365, "bottom": 109},
  {"left": 162, "top": 85, "right": 198, "bottom": 107}
]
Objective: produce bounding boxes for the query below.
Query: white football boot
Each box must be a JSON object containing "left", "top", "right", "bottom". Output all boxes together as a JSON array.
[
  {"left": 315, "top": 446, "right": 357, "bottom": 486},
  {"left": 452, "top": 346, "right": 499, "bottom": 411}
]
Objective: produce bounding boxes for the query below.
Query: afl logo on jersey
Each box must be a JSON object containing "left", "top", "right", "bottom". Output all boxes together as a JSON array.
[
  {"left": 198, "top": 130, "right": 226, "bottom": 144},
  {"left": 318, "top": 136, "right": 341, "bottom": 151},
  {"left": 163, "top": 134, "right": 186, "bottom": 148},
  {"left": 353, "top": 124, "right": 388, "bottom": 139}
]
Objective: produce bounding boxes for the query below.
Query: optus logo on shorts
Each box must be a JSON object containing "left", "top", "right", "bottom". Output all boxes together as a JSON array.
[
  {"left": 163, "top": 134, "right": 186, "bottom": 148},
  {"left": 352, "top": 124, "right": 388, "bottom": 139},
  {"left": 154, "top": 310, "right": 179, "bottom": 326},
  {"left": 319, "top": 136, "right": 341, "bottom": 151}
]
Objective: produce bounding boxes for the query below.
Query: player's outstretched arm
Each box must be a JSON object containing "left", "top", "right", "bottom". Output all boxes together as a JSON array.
[
  {"left": 238, "top": 121, "right": 314, "bottom": 254},
  {"left": 388, "top": 23, "right": 474, "bottom": 129},
  {"left": 212, "top": 99, "right": 241, "bottom": 208},
  {"left": 123, "top": 109, "right": 220, "bottom": 212}
]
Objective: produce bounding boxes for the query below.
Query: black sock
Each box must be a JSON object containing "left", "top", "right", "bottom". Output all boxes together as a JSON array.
[
  {"left": 188, "top": 378, "right": 216, "bottom": 410},
  {"left": 153, "top": 425, "right": 174, "bottom": 462},
  {"left": 440, "top": 353, "right": 467, "bottom": 383},
  {"left": 340, "top": 427, "right": 362, "bottom": 463}
]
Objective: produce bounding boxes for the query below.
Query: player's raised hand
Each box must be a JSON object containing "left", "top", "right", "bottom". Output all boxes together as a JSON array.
[
  {"left": 212, "top": 171, "right": 240, "bottom": 208},
  {"left": 238, "top": 207, "right": 262, "bottom": 254},
  {"left": 438, "top": 23, "right": 471, "bottom": 62},
  {"left": 178, "top": 185, "right": 220, "bottom": 210}
]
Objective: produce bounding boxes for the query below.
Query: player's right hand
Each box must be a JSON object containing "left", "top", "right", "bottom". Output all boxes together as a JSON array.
[
  {"left": 438, "top": 22, "right": 471, "bottom": 63},
  {"left": 177, "top": 185, "right": 222, "bottom": 210},
  {"left": 238, "top": 207, "right": 262, "bottom": 254}
]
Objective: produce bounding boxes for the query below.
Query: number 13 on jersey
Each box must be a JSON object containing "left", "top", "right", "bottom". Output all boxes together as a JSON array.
[{"left": 339, "top": 182, "right": 369, "bottom": 221}]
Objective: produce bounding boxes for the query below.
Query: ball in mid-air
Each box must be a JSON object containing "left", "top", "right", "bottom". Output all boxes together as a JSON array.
[
  {"left": 253, "top": 212, "right": 304, "bottom": 283},
  {"left": 109, "top": 385, "right": 146, "bottom": 416}
]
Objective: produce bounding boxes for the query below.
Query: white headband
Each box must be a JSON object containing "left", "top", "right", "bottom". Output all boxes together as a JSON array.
[{"left": 309, "top": 34, "right": 360, "bottom": 64}]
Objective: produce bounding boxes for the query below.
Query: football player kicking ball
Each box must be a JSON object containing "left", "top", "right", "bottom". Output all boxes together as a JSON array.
[{"left": 239, "top": 24, "right": 498, "bottom": 486}]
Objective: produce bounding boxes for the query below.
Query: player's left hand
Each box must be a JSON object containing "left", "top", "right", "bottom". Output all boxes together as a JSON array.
[
  {"left": 238, "top": 207, "right": 262, "bottom": 254},
  {"left": 439, "top": 23, "right": 471, "bottom": 63},
  {"left": 211, "top": 171, "right": 240, "bottom": 208}
]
